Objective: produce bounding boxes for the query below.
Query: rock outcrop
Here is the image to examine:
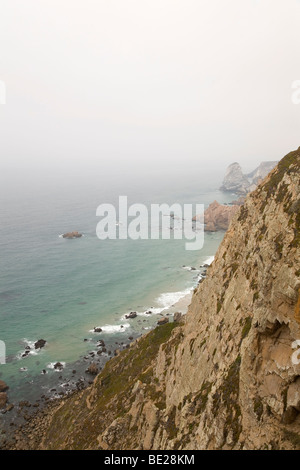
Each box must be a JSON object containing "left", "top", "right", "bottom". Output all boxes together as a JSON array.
[
  {"left": 220, "top": 162, "right": 252, "bottom": 194},
  {"left": 220, "top": 161, "right": 277, "bottom": 195},
  {"left": 203, "top": 200, "right": 240, "bottom": 231},
  {"left": 34, "top": 339, "right": 46, "bottom": 350},
  {"left": 7, "top": 148, "right": 300, "bottom": 450}
]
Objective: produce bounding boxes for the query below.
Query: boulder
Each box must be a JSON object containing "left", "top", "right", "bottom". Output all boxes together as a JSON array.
[
  {"left": 34, "top": 339, "right": 46, "bottom": 350},
  {"left": 0, "top": 380, "right": 8, "bottom": 393},
  {"left": 157, "top": 317, "right": 169, "bottom": 326},
  {"left": 125, "top": 312, "right": 137, "bottom": 319},
  {"left": 0, "top": 392, "right": 7, "bottom": 409},
  {"left": 62, "top": 231, "right": 82, "bottom": 239},
  {"left": 53, "top": 362, "right": 63, "bottom": 370},
  {"left": 86, "top": 363, "right": 98, "bottom": 375}
]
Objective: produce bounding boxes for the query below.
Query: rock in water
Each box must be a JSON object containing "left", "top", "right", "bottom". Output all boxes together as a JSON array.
[
  {"left": 94, "top": 327, "right": 102, "bottom": 333},
  {"left": 0, "top": 380, "right": 9, "bottom": 392},
  {"left": 53, "top": 362, "right": 63, "bottom": 370},
  {"left": 34, "top": 339, "right": 46, "bottom": 350},
  {"left": 125, "top": 312, "right": 137, "bottom": 319},
  {"left": 62, "top": 231, "right": 82, "bottom": 239},
  {"left": 86, "top": 363, "right": 98, "bottom": 375}
]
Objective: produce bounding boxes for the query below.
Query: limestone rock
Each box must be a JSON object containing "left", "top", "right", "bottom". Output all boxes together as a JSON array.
[{"left": 34, "top": 339, "right": 46, "bottom": 350}]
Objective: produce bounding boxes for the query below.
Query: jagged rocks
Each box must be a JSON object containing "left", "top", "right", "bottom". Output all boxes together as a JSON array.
[{"left": 94, "top": 327, "right": 102, "bottom": 333}]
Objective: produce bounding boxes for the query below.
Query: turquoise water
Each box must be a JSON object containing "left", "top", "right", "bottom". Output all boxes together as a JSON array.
[{"left": 0, "top": 174, "right": 233, "bottom": 405}]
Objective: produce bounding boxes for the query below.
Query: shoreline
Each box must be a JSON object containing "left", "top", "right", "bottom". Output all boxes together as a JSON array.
[
  {"left": 0, "top": 258, "right": 212, "bottom": 449},
  {"left": 0, "top": 289, "right": 195, "bottom": 450}
]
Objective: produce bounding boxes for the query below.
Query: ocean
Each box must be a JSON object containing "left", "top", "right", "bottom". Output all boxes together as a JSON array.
[{"left": 0, "top": 170, "right": 234, "bottom": 411}]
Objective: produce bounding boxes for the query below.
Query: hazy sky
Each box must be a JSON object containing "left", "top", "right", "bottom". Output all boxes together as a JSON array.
[{"left": 1, "top": 0, "right": 300, "bottom": 182}]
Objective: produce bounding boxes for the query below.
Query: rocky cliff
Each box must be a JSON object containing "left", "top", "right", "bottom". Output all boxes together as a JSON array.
[
  {"left": 12, "top": 148, "right": 300, "bottom": 450},
  {"left": 203, "top": 200, "right": 240, "bottom": 231},
  {"left": 220, "top": 161, "right": 277, "bottom": 195}
]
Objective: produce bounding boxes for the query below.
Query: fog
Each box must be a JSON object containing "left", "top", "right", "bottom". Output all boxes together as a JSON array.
[{"left": 0, "top": 0, "right": 300, "bottom": 188}]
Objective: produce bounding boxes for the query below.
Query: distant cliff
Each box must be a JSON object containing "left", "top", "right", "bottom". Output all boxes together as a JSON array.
[
  {"left": 9, "top": 148, "right": 300, "bottom": 450},
  {"left": 220, "top": 161, "right": 277, "bottom": 195}
]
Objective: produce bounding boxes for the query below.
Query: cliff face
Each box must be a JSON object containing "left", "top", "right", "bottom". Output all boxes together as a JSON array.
[
  {"left": 203, "top": 200, "right": 240, "bottom": 231},
  {"left": 22, "top": 149, "right": 300, "bottom": 450}
]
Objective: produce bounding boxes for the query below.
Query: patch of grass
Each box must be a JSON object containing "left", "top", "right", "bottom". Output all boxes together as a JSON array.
[
  {"left": 253, "top": 397, "right": 263, "bottom": 421},
  {"left": 189, "top": 338, "right": 196, "bottom": 354},
  {"left": 217, "top": 300, "right": 222, "bottom": 314},
  {"left": 165, "top": 405, "right": 177, "bottom": 440},
  {"left": 238, "top": 205, "right": 248, "bottom": 223},
  {"left": 274, "top": 233, "right": 284, "bottom": 258},
  {"left": 241, "top": 317, "right": 252, "bottom": 341},
  {"left": 213, "top": 355, "right": 242, "bottom": 447},
  {"left": 194, "top": 381, "right": 212, "bottom": 415}
]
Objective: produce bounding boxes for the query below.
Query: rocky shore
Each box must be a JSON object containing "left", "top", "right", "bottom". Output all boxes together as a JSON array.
[{"left": 0, "top": 263, "right": 207, "bottom": 450}]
